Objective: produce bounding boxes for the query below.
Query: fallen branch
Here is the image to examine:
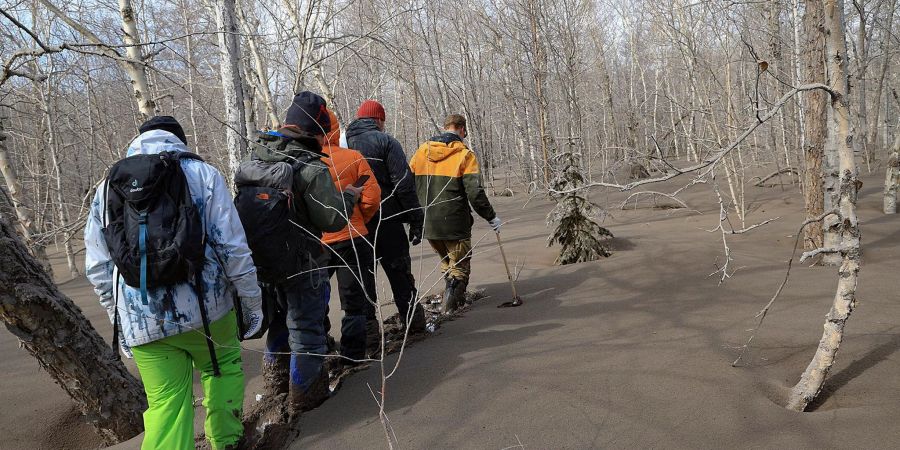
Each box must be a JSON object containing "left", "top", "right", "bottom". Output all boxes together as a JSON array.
[
  {"left": 729, "top": 217, "right": 780, "bottom": 235},
  {"left": 618, "top": 191, "right": 690, "bottom": 210},
  {"left": 753, "top": 167, "right": 799, "bottom": 186}
]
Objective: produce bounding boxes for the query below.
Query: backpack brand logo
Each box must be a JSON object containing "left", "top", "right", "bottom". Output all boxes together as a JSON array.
[{"left": 129, "top": 179, "right": 144, "bottom": 193}]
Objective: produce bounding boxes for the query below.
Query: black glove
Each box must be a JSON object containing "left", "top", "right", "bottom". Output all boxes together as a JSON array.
[{"left": 409, "top": 224, "right": 423, "bottom": 246}]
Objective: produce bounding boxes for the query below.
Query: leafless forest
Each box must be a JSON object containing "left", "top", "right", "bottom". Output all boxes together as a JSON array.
[{"left": 2, "top": 0, "right": 900, "bottom": 446}]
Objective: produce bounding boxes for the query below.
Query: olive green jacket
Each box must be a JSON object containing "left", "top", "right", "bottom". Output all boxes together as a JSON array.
[
  {"left": 409, "top": 132, "right": 496, "bottom": 240},
  {"left": 250, "top": 131, "right": 355, "bottom": 236}
]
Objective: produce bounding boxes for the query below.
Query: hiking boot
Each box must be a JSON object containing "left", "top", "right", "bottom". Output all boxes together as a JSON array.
[
  {"left": 442, "top": 278, "right": 461, "bottom": 314},
  {"left": 262, "top": 355, "right": 290, "bottom": 397},
  {"left": 288, "top": 367, "right": 330, "bottom": 415}
]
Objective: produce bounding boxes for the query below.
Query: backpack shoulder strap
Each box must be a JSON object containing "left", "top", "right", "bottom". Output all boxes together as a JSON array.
[{"left": 171, "top": 151, "right": 204, "bottom": 162}]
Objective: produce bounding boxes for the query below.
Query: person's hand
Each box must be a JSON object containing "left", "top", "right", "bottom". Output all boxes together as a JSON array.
[
  {"left": 488, "top": 216, "right": 502, "bottom": 232},
  {"left": 240, "top": 295, "right": 264, "bottom": 339},
  {"left": 409, "top": 224, "right": 423, "bottom": 246},
  {"left": 120, "top": 337, "right": 134, "bottom": 359},
  {"left": 343, "top": 184, "right": 363, "bottom": 202}
]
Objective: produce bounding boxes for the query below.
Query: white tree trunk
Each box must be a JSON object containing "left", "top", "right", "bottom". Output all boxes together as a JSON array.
[
  {"left": 117, "top": 0, "right": 157, "bottom": 118},
  {"left": 39, "top": 0, "right": 156, "bottom": 119},
  {"left": 787, "top": 0, "right": 861, "bottom": 412},
  {"left": 40, "top": 82, "right": 79, "bottom": 279},
  {"left": 237, "top": 6, "right": 279, "bottom": 128},
  {"left": 883, "top": 152, "right": 899, "bottom": 214},
  {"left": 313, "top": 64, "right": 336, "bottom": 112},
  {"left": 214, "top": 0, "right": 249, "bottom": 178},
  {"left": 527, "top": 0, "right": 551, "bottom": 186},
  {"left": 179, "top": 0, "right": 201, "bottom": 148},
  {"left": 883, "top": 135, "right": 900, "bottom": 213},
  {"left": 821, "top": 89, "right": 842, "bottom": 265}
]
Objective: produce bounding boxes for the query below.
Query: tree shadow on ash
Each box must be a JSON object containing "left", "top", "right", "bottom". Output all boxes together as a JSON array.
[
  {"left": 807, "top": 333, "right": 900, "bottom": 411},
  {"left": 608, "top": 236, "right": 635, "bottom": 251}
]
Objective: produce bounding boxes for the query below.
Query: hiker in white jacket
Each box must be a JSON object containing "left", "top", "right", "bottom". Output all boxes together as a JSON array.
[{"left": 84, "top": 117, "right": 260, "bottom": 450}]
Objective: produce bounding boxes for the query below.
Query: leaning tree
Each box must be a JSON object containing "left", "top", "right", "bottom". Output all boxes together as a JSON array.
[{"left": 0, "top": 215, "right": 145, "bottom": 444}]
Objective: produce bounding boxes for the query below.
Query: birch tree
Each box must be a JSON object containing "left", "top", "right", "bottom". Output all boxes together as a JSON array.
[
  {"left": 801, "top": 0, "right": 828, "bottom": 252},
  {"left": 214, "top": 0, "right": 249, "bottom": 176},
  {"left": 787, "top": 0, "right": 862, "bottom": 411},
  {"left": 117, "top": 0, "right": 157, "bottom": 119},
  {"left": 36, "top": 0, "right": 157, "bottom": 119}
]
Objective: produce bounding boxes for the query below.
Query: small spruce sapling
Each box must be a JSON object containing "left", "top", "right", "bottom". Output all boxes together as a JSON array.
[{"left": 547, "top": 149, "right": 613, "bottom": 264}]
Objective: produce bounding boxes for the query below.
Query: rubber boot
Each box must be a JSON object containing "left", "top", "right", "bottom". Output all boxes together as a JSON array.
[
  {"left": 456, "top": 279, "right": 468, "bottom": 306},
  {"left": 442, "top": 278, "right": 461, "bottom": 314},
  {"left": 288, "top": 366, "right": 330, "bottom": 415},
  {"left": 407, "top": 303, "right": 427, "bottom": 332}
]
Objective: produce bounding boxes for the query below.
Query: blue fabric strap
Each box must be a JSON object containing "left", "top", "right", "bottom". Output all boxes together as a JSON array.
[{"left": 138, "top": 212, "right": 149, "bottom": 305}]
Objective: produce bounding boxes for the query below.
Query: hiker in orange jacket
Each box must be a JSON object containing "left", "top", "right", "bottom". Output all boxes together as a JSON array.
[{"left": 320, "top": 108, "right": 382, "bottom": 363}]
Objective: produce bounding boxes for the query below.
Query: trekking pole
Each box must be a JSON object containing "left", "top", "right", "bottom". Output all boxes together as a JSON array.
[{"left": 495, "top": 231, "right": 523, "bottom": 308}]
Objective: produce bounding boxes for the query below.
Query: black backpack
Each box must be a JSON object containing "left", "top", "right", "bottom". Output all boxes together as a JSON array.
[
  {"left": 102, "top": 151, "right": 205, "bottom": 291},
  {"left": 233, "top": 159, "right": 320, "bottom": 284},
  {"left": 101, "top": 150, "right": 221, "bottom": 374}
]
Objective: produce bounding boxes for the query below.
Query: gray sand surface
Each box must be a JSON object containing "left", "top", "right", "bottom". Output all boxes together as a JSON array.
[{"left": 3, "top": 172, "right": 900, "bottom": 449}]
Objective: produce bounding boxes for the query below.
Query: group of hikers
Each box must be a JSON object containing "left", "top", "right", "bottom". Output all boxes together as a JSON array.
[{"left": 83, "top": 91, "right": 501, "bottom": 449}]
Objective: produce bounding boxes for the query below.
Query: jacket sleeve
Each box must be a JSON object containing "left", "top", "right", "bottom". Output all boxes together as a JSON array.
[
  {"left": 84, "top": 182, "right": 116, "bottom": 323},
  {"left": 305, "top": 164, "right": 356, "bottom": 233},
  {"left": 357, "top": 157, "right": 381, "bottom": 224},
  {"left": 203, "top": 166, "right": 261, "bottom": 299},
  {"left": 461, "top": 151, "right": 496, "bottom": 221},
  {"left": 385, "top": 136, "right": 424, "bottom": 223}
]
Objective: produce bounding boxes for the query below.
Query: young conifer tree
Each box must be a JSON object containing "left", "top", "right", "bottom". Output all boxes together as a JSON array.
[{"left": 547, "top": 148, "right": 613, "bottom": 265}]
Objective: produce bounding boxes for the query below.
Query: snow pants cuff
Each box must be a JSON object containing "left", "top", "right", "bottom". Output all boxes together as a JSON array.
[{"left": 132, "top": 310, "right": 244, "bottom": 450}]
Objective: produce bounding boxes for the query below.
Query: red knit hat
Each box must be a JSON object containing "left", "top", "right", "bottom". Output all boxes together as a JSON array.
[{"left": 356, "top": 100, "right": 386, "bottom": 121}]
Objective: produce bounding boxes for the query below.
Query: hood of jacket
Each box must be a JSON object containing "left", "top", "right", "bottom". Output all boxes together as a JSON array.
[
  {"left": 126, "top": 130, "right": 188, "bottom": 157},
  {"left": 325, "top": 108, "right": 341, "bottom": 147},
  {"left": 345, "top": 118, "right": 380, "bottom": 140},
  {"left": 423, "top": 132, "right": 466, "bottom": 162}
]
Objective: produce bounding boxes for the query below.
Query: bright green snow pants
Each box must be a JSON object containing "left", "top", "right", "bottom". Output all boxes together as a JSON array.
[{"left": 131, "top": 310, "right": 244, "bottom": 450}]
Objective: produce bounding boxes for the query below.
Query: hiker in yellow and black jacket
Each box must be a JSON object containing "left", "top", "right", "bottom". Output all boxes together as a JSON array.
[{"left": 410, "top": 114, "right": 501, "bottom": 313}]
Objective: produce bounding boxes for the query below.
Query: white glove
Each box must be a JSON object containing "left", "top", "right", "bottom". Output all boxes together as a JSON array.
[
  {"left": 120, "top": 337, "right": 134, "bottom": 359},
  {"left": 240, "top": 295, "right": 264, "bottom": 339},
  {"left": 488, "top": 216, "right": 502, "bottom": 232}
]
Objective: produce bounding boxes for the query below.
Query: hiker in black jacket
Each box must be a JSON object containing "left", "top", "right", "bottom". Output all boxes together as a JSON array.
[{"left": 345, "top": 100, "right": 427, "bottom": 332}]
